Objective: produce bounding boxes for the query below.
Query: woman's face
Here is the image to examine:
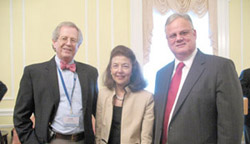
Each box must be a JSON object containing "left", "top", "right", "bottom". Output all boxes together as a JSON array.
[{"left": 110, "top": 55, "right": 132, "bottom": 88}]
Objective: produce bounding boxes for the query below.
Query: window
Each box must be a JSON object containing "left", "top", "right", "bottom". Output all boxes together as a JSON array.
[{"left": 143, "top": 10, "right": 212, "bottom": 93}]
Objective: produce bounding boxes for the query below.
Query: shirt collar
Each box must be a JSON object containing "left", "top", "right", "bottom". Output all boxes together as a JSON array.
[
  {"left": 55, "top": 55, "right": 75, "bottom": 68},
  {"left": 174, "top": 48, "right": 197, "bottom": 70}
]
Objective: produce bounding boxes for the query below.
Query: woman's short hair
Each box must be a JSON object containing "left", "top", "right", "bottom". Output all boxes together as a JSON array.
[{"left": 103, "top": 45, "right": 147, "bottom": 92}]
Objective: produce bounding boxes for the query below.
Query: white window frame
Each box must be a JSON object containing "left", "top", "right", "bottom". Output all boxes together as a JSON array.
[{"left": 130, "top": 0, "right": 231, "bottom": 65}]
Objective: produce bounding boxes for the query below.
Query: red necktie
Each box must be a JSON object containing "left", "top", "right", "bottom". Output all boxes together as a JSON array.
[
  {"left": 60, "top": 61, "right": 76, "bottom": 72},
  {"left": 162, "top": 62, "right": 185, "bottom": 144}
]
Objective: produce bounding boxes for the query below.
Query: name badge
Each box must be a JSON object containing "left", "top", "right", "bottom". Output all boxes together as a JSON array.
[{"left": 63, "top": 115, "right": 80, "bottom": 127}]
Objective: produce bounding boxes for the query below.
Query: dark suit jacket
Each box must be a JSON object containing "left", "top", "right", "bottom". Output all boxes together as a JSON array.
[
  {"left": 13, "top": 56, "right": 98, "bottom": 144},
  {"left": 239, "top": 68, "right": 250, "bottom": 126},
  {"left": 0, "top": 81, "right": 7, "bottom": 101},
  {"left": 153, "top": 50, "right": 244, "bottom": 144}
]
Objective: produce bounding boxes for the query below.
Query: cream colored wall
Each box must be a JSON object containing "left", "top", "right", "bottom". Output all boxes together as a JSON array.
[
  {"left": 229, "top": 0, "right": 250, "bottom": 74},
  {"left": 0, "top": 0, "right": 130, "bottom": 131}
]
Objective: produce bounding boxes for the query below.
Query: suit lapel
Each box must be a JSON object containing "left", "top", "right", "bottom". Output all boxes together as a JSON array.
[
  {"left": 46, "top": 58, "right": 89, "bottom": 119},
  {"left": 172, "top": 50, "right": 206, "bottom": 119},
  {"left": 75, "top": 62, "right": 88, "bottom": 116},
  {"left": 156, "top": 61, "right": 175, "bottom": 127},
  {"left": 46, "top": 57, "right": 60, "bottom": 118},
  {"left": 161, "top": 62, "right": 175, "bottom": 109}
]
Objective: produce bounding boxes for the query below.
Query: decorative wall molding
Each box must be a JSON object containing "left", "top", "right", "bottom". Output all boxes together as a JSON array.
[
  {"left": 10, "top": 0, "right": 15, "bottom": 100},
  {"left": 0, "top": 109, "right": 14, "bottom": 116},
  {"left": 217, "top": 0, "right": 230, "bottom": 58},
  {"left": 2, "top": 97, "right": 14, "bottom": 101},
  {"left": 22, "top": 0, "right": 26, "bottom": 67},
  {"left": 84, "top": 0, "right": 89, "bottom": 63},
  {"left": 240, "top": 0, "right": 243, "bottom": 70},
  {"left": 0, "top": 0, "right": 15, "bottom": 102},
  {"left": 130, "top": 0, "right": 143, "bottom": 65},
  {"left": 111, "top": 0, "right": 114, "bottom": 50},
  {"left": 0, "top": 109, "right": 13, "bottom": 128},
  {"left": 0, "top": 124, "right": 13, "bottom": 129},
  {"left": 96, "top": 0, "right": 100, "bottom": 71}
]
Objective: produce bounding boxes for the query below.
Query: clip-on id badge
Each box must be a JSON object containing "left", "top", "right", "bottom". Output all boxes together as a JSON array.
[{"left": 63, "top": 114, "right": 80, "bottom": 127}]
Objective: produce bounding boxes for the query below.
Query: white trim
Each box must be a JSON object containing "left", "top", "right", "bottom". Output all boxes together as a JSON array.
[
  {"left": 0, "top": 124, "right": 14, "bottom": 129},
  {"left": 85, "top": 0, "right": 88, "bottom": 63},
  {"left": 0, "top": 109, "right": 14, "bottom": 116},
  {"left": 111, "top": 0, "right": 114, "bottom": 50},
  {"left": 130, "top": 1, "right": 230, "bottom": 62},
  {"left": 130, "top": 0, "right": 143, "bottom": 65},
  {"left": 0, "top": 109, "right": 14, "bottom": 129},
  {"left": 2, "top": 97, "right": 14, "bottom": 100},
  {"left": 217, "top": 0, "right": 230, "bottom": 58},
  {"left": 96, "top": 0, "right": 100, "bottom": 71},
  {"left": 240, "top": 0, "right": 244, "bottom": 70},
  {"left": 5, "top": 0, "right": 15, "bottom": 101},
  {"left": 22, "top": 0, "right": 26, "bottom": 67}
]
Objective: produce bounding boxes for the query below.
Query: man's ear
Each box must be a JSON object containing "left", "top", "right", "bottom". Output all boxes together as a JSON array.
[
  {"left": 52, "top": 45, "right": 56, "bottom": 52},
  {"left": 52, "top": 40, "right": 56, "bottom": 52}
]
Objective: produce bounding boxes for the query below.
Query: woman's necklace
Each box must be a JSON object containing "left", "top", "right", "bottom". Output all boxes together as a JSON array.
[{"left": 115, "top": 94, "right": 124, "bottom": 101}]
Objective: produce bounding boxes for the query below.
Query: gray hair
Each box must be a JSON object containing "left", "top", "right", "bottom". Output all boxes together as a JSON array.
[
  {"left": 165, "top": 13, "right": 194, "bottom": 29},
  {"left": 52, "top": 21, "right": 83, "bottom": 46}
]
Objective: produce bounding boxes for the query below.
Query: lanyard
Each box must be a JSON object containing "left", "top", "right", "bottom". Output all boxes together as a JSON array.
[{"left": 57, "top": 67, "right": 77, "bottom": 109}]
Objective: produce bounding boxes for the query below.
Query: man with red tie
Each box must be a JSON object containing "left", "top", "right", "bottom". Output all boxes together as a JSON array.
[
  {"left": 153, "top": 13, "right": 243, "bottom": 144},
  {"left": 14, "top": 21, "right": 98, "bottom": 144}
]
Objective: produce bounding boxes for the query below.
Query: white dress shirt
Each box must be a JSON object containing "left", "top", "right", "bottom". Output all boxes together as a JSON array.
[
  {"left": 168, "top": 48, "right": 198, "bottom": 127},
  {"left": 51, "top": 55, "right": 84, "bottom": 134}
]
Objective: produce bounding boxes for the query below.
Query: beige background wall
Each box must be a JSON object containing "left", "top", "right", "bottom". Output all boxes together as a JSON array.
[
  {"left": 230, "top": 0, "right": 250, "bottom": 72},
  {"left": 0, "top": 0, "right": 131, "bottom": 133},
  {"left": 0, "top": 0, "right": 249, "bottom": 136}
]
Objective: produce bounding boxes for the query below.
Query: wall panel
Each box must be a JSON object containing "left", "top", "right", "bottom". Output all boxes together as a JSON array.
[
  {"left": 229, "top": 0, "right": 242, "bottom": 74},
  {"left": 242, "top": 0, "right": 250, "bottom": 70},
  {"left": 0, "top": 0, "right": 131, "bottom": 130},
  {"left": 113, "top": 0, "right": 130, "bottom": 47},
  {"left": 99, "top": 0, "right": 112, "bottom": 86}
]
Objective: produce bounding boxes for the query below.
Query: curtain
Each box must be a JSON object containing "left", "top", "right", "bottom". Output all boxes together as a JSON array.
[{"left": 142, "top": 0, "right": 217, "bottom": 65}]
